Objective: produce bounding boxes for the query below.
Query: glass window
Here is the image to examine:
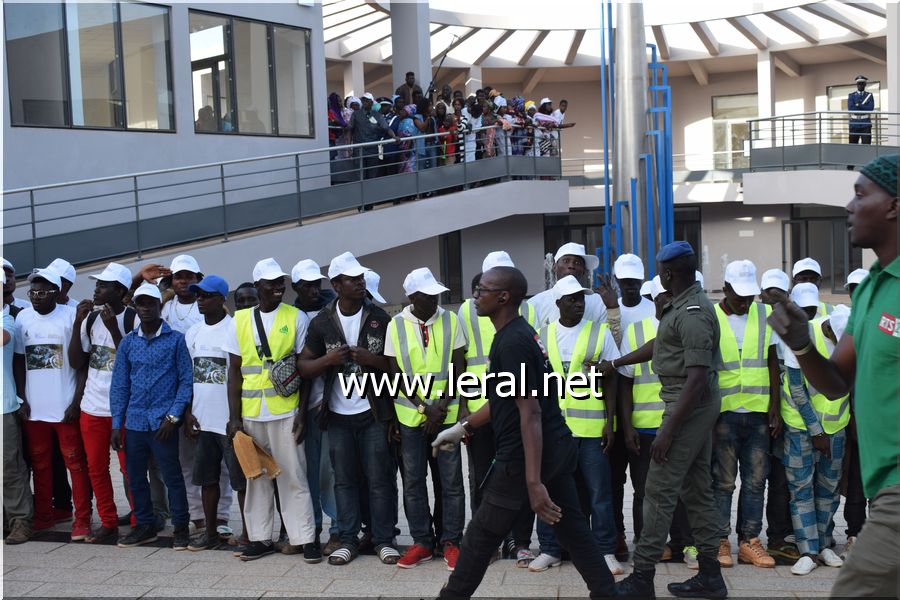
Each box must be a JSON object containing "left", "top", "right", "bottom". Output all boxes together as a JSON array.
[
  {"left": 4, "top": 3, "right": 69, "bottom": 126},
  {"left": 65, "top": 2, "right": 122, "bottom": 128},
  {"left": 121, "top": 2, "right": 173, "bottom": 130},
  {"left": 233, "top": 19, "right": 272, "bottom": 134},
  {"left": 712, "top": 94, "right": 757, "bottom": 169},
  {"left": 273, "top": 26, "right": 311, "bottom": 136},
  {"left": 190, "top": 12, "right": 233, "bottom": 132}
]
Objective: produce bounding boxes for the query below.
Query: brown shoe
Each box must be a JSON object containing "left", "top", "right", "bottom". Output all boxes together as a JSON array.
[
  {"left": 718, "top": 538, "right": 734, "bottom": 568},
  {"left": 322, "top": 533, "right": 342, "bottom": 556},
  {"left": 661, "top": 544, "right": 673, "bottom": 561},
  {"left": 5, "top": 520, "right": 33, "bottom": 545},
  {"left": 739, "top": 538, "right": 775, "bottom": 568}
]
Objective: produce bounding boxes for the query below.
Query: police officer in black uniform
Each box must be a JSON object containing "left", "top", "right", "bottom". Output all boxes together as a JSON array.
[{"left": 848, "top": 75, "right": 874, "bottom": 145}]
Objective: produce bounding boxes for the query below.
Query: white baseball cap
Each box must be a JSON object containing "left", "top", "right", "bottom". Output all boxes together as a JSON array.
[
  {"left": 291, "top": 259, "right": 327, "bottom": 284},
  {"left": 760, "top": 269, "right": 790, "bottom": 292},
  {"left": 252, "top": 258, "right": 288, "bottom": 282},
  {"left": 133, "top": 282, "right": 162, "bottom": 301},
  {"left": 328, "top": 252, "right": 369, "bottom": 279},
  {"left": 2, "top": 258, "right": 13, "bottom": 272},
  {"left": 828, "top": 304, "right": 851, "bottom": 339},
  {"left": 403, "top": 267, "right": 449, "bottom": 297},
  {"left": 724, "top": 260, "right": 761, "bottom": 297},
  {"left": 89, "top": 262, "right": 132, "bottom": 289},
  {"left": 362, "top": 92, "right": 375, "bottom": 102},
  {"left": 640, "top": 280, "right": 654, "bottom": 297},
  {"left": 482, "top": 250, "right": 515, "bottom": 272},
  {"left": 364, "top": 270, "right": 387, "bottom": 304},
  {"left": 170, "top": 254, "right": 201, "bottom": 274},
  {"left": 790, "top": 282, "right": 819, "bottom": 308},
  {"left": 28, "top": 268, "right": 61, "bottom": 289},
  {"left": 47, "top": 258, "right": 76, "bottom": 284},
  {"left": 614, "top": 253, "right": 644, "bottom": 280},
  {"left": 554, "top": 242, "right": 600, "bottom": 272},
  {"left": 552, "top": 275, "right": 594, "bottom": 300},
  {"left": 792, "top": 257, "right": 822, "bottom": 278},
  {"left": 540, "top": 97, "right": 552, "bottom": 106},
  {"left": 845, "top": 268, "right": 869, "bottom": 288}
]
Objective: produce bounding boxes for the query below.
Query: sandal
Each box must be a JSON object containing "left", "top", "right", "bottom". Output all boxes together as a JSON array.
[
  {"left": 328, "top": 545, "right": 358, "bottom": 566},
  {"left": 377, "top": 544, "right": 401, "bottom": 565},
  {"left": 516, "top": 547, "right": 535, "bottom": 568}
]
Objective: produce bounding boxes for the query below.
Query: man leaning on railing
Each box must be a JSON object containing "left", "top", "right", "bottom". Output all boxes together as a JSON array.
[{"left": 848, "top": 75, "right": 874, "bottom": 145}]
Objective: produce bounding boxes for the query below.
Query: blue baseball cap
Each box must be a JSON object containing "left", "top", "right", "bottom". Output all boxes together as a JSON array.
[
  {"left": 656, "top": 241, "right": 695, "bottom": 263},
  {"left": 189, "top": 275, "right": 228, "bottom": 298}
]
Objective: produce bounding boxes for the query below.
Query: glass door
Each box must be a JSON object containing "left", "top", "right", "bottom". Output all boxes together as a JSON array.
[{"left": 191, "top": 59, "right": 232, "bottom": 132}]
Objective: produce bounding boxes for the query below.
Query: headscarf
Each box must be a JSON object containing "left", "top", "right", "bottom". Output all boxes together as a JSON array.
[
  {"left": 328, "top": 93, "right": 347, "bottom": 126},
  {"left": 510, "top": 96, "right": 525, "bottom": 113},
  {"left": 525, "top": 100, "right": 536, "bottom": 112},
  {"left": 494, "top": 96, "right": 507, "bottom": 110},
  {"left": 404, "top": 104, "right": 417, "bottom": 117},
  {"left": 345, "top": 96, "right": 361, "bottom": 109},
  {"left": 860, "top": 154, "right": 899, "bottom": 197}
]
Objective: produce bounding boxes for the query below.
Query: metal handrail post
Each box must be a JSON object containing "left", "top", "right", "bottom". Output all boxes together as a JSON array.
[
  {"left": 295, "top": 153, "right": 302, "bottom": 225},
  {"left": 133, "top": 176, "right": 142, "bottom": 259},
  {"left": 220, "top": 164, "right": 228, "bottom": 241},
  {"left": 29, "top": 190, "right": 37, "bottom": 268}
]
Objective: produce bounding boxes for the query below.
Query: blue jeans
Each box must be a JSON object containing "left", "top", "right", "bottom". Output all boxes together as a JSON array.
[
  {"left": 305, "top": 405, "right": 338, "bottom": 536},
  {"left": 400, "top": 423, "right": 465, "bottom": 546},
  {"left": 712, "top": 411, "right": 770, "bottom": 539},
  {"left": 537, "top": 437, "right": 616, "bottom": 556},
  {"left": 328, "top": 411, "right": 397, "bottom": 547},
  {"left": 124, "top": 428, "right": 189, "bottom": 527}
]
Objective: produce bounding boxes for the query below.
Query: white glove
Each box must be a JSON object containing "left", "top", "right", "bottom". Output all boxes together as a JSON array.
[{"left": 431, "top": 422, "right": 467, "bottom": 457}]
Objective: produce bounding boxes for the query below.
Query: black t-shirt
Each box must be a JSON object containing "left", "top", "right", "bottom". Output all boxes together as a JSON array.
[{"left": 487, "top": 316, "right": 570, "bottom": 463}]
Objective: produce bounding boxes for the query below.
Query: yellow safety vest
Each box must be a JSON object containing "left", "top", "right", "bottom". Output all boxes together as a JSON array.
[
  {"left": 627, "top": 317, "right": 664, "bottom": 429},
  {"left": 539, "top": 321, "right": 609, "bottom": 438},
  {"left": 460, "top": 298, "right": 535, "bottom": 412},
  {"left": 714, "top": 302, "right": 773, "bottom": 413},
  {"left": 780, "top": 318, "right": 850, "bottom": 434},
  {"left": 234, "top": 304, "right": 300, "bottom": 418},
  {"left": 389, "top": 310, "right": 459, "bottom": 428}
]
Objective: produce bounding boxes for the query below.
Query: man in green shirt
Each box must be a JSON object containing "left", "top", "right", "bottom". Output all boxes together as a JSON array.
[{"left": 769, "top": 154, "right": 898, "bottom": 598}]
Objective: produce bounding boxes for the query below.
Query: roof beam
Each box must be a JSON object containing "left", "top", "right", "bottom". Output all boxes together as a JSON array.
[
  {"left": 566, "top": 30, "right": 586, "bottom": 65},
  {"left": 440, "top": 27, "right": 481, "bottom": 57},
  {"left": 522, "top": 68, "right": 544, "bottom": 94},
  {"left": 766, "top": 10, "right": 819, "bottom": 44},
  {"left": 845, "top": 3, "right": 887, "bottom": 18},
  {"left": 690, "top": 21, "right": 720, "bottom": 56},
  {"left": 687, "top": 60, "right": 708, "bottom": 86},
  {"left": 384, "top": 24, "right": 449, "bottom": 62},
  {"left": 339, "top": 27, "right": 392, "bottom": 57},
  {"left": 726, "top": 16, "right": 768, "bottom": 50},
  {"left": 322, "top": 0, "right": 364, "bottom": 18},
  {"left": 801, "top": 3, "right": 869, "bottom": 37},
  {"left": 474, "top": 30, "right": 514, "bottom": 66},
  {"left": 839, "top": 40, "right": 887, "bottom": 64},
  {"left": 518, "top": 31, "right": 549, "bottom": 66},
  {"left": 773, "top": 52, "right": 801, "bottom": 78},
  {"left": 651, "top": 25, "right": 670, "bottom": 60},
  {"left": 325, "top": 14, "right": 389, "bottom": 44}
]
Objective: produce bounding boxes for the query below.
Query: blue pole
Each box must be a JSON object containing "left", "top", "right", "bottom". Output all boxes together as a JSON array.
[
  {"left": 643, "top": 153, "right": 656, "bottom": 277},
  {"left": 615, "top": 201, "right": 624, "bottom": 257},
  {"left": 607, "top": 0, "right": 615, "bottom": 154},
  {"left": 630, "top": 177, "right": 638, "bottom": 252}
]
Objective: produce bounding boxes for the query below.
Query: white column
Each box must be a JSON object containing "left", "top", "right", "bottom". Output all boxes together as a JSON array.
[
  {"left": 757, "top": 49, "right": 775, "bottom": 147},
  {"left": 886, "top": 2, "right": 898, "bottom": 138},
  {"left": 342, "top": 59, "right": 364, "bottom": 99},
  {"left": 465, "top": 65, "right": 482, "bottom": 96},
  {"left": 390, "top": 3, "right": 433, "bottom": 97}
]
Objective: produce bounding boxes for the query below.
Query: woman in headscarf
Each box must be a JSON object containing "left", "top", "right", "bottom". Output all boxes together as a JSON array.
[
  {"left": 533, "top": 98, "right": 561, "bottom": 156},
  {"left": 328, "top": 93, "right": 347, "bottom": 158},
  {"left": 337, "top": 96, "right": 360, "bottom": 158},
  {"left": 397, "top": 105, "right": 419, "bottom": 173},
  {"left": 509, "top": 96, "right": 527, "bottom": 156}
]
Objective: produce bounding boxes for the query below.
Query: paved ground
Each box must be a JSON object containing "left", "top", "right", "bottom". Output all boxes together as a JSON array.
[{"left": 2, "top": 450, "right": 848, "bottom": 598}]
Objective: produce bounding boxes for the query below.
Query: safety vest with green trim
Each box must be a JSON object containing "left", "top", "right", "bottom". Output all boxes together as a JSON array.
[
  {"left": 817, "top": 302, "right": 834, "bottom": 318},
  {"left": 539, "top": 320, "right": 610, "bottom": 438},
  {"left": 626, "top": 317, "right": 665, "bottom": 429},
  {"left": 460, "top": 299, "right": 536, "bottom": 412},
  {"left": 388, "top": 309, "right": 459, "bottom": 428},
  {"left": 234, "top": 304, "right": 300, "bottom": 418},
  {"left": 714, "top": 302, "right": 773, "bottom": 413},
  {"left": 780, "top": 318, "right": 850, "bottom": 434}
]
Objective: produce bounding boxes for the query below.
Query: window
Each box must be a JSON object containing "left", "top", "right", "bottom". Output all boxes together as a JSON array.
[
  {"left": 4, "top": 1, "right": 174, "bottom": 130},
  {"left": 826, "top": 82, "right": 881, "bottom": 143},
  {"left": 712, "top": 94, "right": 757, "bottom": 169},
  {"left": 189, "top": 11, "right": 313, "bottom": 137}
]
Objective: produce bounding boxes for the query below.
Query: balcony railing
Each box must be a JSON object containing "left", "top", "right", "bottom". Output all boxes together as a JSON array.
[{"left": 562, "top": 150, "right": 747, "bottom": 187}]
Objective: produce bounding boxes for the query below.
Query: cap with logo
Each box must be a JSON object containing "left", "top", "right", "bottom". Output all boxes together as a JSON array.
[
  {"left": 252, "top": 258, "right": 288, "bottom": 282},
  {"left": 403, "top": 267, "right": 449, "bottom": 297},
  {"left": 133, "top": 282, "right": 162, "bottom": 301},
  {"left": 845, "top": 268, "right": 869, "bottom": 288},
  {"left": 28, "top": 268, "right": 61, "bottom": 289},
  {"left": 482, "top": 250, "right": 515, "bottom": 272},
  {"left": 362, "top": 92, "right": 375, "bottom": 102},
  {"left": 760, "top": 269, "right": 790, "bottom": 292},
  {"left": 47, "top": 258, "right": 76, "bottom": 284},
  {"left": 364, "top": 271, "right": 387, "bottom": 304},
  {"left": 328, "top": 252, "right": 369, "bottom": 279},
  {"left": 554, "top": 242, "right": 600, "bottom": 272},
  {"left": 89, "top": 262, "right": 132, "bottom": 290},
  {"left": 614, "top": 253, "right": 644, "bottom": 281},
  {"left": 189, "top": 275, "right": 229, "bottom": 298},
  {"left": 552, "top": 274, "right": 594, "bottom": 300},
  {"left": 724, "top": 260, "right": 761, "bottom": 297},
  {"left": 291, "top": 259, "right": 327, "bottom": 284},
  {"left": 790, "top": 282, "right": 819, "bottom": 308},
  {"left": 540, "top": 97, "right": 552, "bottom": 106},
  {"left": 170, "top": 254, "right": 201, "bottom": 274},
  {"left": 792, "top": 257, "right": 822, "bottom": 278}
]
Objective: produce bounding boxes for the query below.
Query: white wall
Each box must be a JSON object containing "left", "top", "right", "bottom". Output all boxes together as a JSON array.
[
  {"left": 743, "top": 170, "right": 858, "bottom": 208},
  {"left": 460, "top": 214, "right": 547, "bottom": 297}
]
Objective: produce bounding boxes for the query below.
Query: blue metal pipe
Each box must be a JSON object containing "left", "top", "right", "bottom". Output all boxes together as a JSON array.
[
  {"left": 642, "top": 154, "right": 656, "bottom": 276},
  {"left": 630, "top": 177, "right": 638, "bottom": 251}
]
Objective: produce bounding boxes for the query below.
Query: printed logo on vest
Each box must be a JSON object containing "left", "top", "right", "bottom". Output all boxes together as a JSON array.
[
  {"left": 279, "top": 325, "right": 289, "bottom": 334},
  {"left": 878, "top": 312, "right": 899, "bottom": 338}
]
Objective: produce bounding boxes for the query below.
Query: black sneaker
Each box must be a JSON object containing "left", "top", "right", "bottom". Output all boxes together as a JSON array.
[
  {"left": 304, "top": 541, "right": 323, "bottom": 564},
  {"left": 615, "top": 568, "right": 657, "bottom": 599},
  {"left": 240, "top": 540, "right": 276, "bottom": 561},
  {"left": 188, "top": 531, "right": 222, "bottom": 552},
  {"left": 117, "top": 524, "right": 158, "bottom": 548},
  {"left": 172, "top": 525, "right": 190, "bottom": 551}
]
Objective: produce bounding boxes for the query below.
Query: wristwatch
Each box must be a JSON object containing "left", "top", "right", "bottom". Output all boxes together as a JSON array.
[
  {"left": 165, "top": 415, "right": 180, "bottom": 425},
  {"left": 416, "top": 404, "right": 427, "bottom": 415}
]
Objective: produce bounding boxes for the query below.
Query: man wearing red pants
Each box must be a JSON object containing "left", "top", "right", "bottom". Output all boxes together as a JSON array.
[{"left": 13, "top": 267, "right": 93, "bottom": 540}]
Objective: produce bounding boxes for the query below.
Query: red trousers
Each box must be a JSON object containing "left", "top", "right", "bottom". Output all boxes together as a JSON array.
[
  {"left": 80, "top": 412, "right": 129, "bottom": 528},
  {"left": 24, "top": 420, "right": 92, "bottom": 528}
]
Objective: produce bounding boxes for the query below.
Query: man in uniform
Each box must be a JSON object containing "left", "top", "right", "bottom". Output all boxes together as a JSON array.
[
  {"left": 848, "top": 75, "right": 874, "bottom": 145},
  {"left": 612, "top": 241, "right": 727, "bottom": 599}
]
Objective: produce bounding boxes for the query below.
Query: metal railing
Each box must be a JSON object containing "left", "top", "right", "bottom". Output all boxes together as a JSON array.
[
  {"left": 2, "top": 126, "right": 563, "bottom": 276},
  {"left": 562, "top": 150, "right": 747, "bottom": 187}
]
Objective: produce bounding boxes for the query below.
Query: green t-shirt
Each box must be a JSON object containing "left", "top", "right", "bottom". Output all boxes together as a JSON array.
[{"left": 845, "top": 256, "right": 900, "bottom": 499}]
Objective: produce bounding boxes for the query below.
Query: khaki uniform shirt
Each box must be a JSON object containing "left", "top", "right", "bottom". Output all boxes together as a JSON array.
[{"left": 651, "top": 281, "right": 721, "bottom": 403}]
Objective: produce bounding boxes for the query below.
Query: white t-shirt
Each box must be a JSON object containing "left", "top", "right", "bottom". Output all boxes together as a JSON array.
[
  {"left": 529, "top": 289, "right": 608, "bottom": 328},
  {"left": 554, "top": 320, "right": 620, "bottom": 372},
  {"left": 617, "top": 317, "right": 659, "bottom": 379},
  {"left": 302, "top": 308, "right": 326, "bottom": 410},
  {"left": 724, "top": 312, "right": 748, "bottom": 352},
  {"left": 384, "top": 305, "right": 466, "bottom": 357},
  {"left": 222, "top": 305, "right": 309, "bottom": 422},
  {"left": 185, "top": 315, "right": 233, "bottom": 435},
  {"left": 329, "top": 306, "right": 369, "bottom": 416},
  {"left": 618, "top": 297, "right": 655, "bottom": 337},
  {"left": 161, "top": 299, "right": 202, "bottom": 334},
  {"left": 14, "top": 305, "right": 77, "bottom": 422},
  {"left": 80, "top": 308, "right": 140, "bottom": 417}
]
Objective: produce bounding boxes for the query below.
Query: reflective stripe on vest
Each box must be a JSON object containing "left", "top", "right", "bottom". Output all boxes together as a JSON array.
[
  {"left": 390, "top": 310, "right": 459, "bottom": 427},
  {"left": 714, "top": 302, "right": 772, "bottom": 413},
  {"left": 628, "top": 317, "right": 664, "bottom": 429},
  {"left": 234, "top": 305, "right": 300, "bottom": 418},
  {"left": 818, "top": 302, "right": 834, "bottom": 318},
  {"left": 540, "top": 321, "right": 608, "bottom": 438}
]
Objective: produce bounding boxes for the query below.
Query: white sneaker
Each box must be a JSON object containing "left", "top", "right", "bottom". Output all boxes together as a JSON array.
[
  {"left": 604, "top": 554, "right": 625, "bottom": 575},
  {"left": 820, "top": 547, "right": 844, "bottom": 567},
  {"left": 841, "top": 536, "right": 856, "bottom": 560},
  {"left": 791, "top": 556, "right": 818, "bottom": 576},
  {"left": 528, "top": 553, "right": 561, "bottom": 572}
]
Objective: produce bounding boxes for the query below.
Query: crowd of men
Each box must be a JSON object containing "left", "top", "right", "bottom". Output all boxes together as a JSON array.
[{"left": 2, "top": 153, "right": 897, "bottom": 599}]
